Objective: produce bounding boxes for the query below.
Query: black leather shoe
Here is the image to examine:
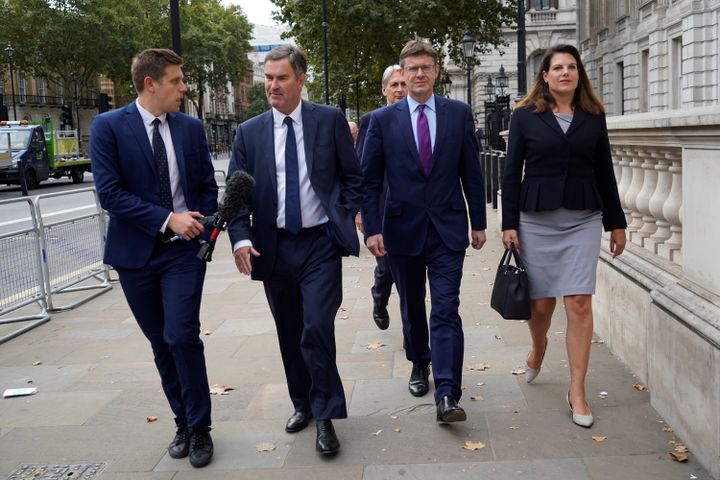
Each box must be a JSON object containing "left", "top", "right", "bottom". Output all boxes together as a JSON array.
[
  {"left": 373, "top": 303, "right": 390, "bottom": 330},
  {"left": 188, "top": 428, "right": 214, "bottom": 468},
  {"left": 167, "top": 426, "right": 190, "bottom": 459},
  {"left": 315, "top": 420, "right": 340, "bottom": 454},
  {"left": 408, "top": 364, "right": 430, "bottom": 397},
  {"left": 436, "top": 395, "right": 467, "bottom": 423},
  {"left": 286, "top": 410, "right": 312, "bottom": 433}
]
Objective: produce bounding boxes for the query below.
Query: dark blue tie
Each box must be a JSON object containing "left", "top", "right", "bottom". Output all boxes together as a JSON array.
[
  {"left": 152, "top": 118, "right": 173, "bottom": 210},
  {"left": 283, "top": 116, "right": 302, "bottom": 234}
]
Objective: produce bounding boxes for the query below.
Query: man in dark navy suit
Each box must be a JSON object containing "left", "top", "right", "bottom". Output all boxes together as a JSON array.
[
  {"left": 228, "top": 46, "right": 362, "bottom": 455},
  {"left": 90, "top": 49, "right": 217, "bottom": 467},
  {"left": 355, "top": 65, "right": 407, "bottom": 331},
  {"left": 361, "top": 38, "right": 487, "bottom": 423}
]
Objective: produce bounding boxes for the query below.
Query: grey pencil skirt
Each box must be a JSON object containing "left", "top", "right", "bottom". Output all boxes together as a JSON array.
[{"left": 518, "top": 207, "right": 603, "bottom": 299}]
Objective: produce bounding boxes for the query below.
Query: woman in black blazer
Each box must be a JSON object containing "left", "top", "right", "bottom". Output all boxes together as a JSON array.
[{"left": 501, "top": 44, "right": 627, "bottom": 428}]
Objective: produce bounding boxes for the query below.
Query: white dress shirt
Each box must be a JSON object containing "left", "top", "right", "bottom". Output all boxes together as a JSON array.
[
  {"left": 135, "top": 100, "right": 188, "bottom": 232},
  {"left": 406, "top": 94, "right": 437, "bottom": 152},
  {"left": 232, "top": 102, "right": 328, "bottom": 252}
]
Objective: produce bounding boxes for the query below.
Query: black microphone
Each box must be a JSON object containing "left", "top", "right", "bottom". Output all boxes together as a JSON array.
[{"left": 197, "top": 170, "right": 255, "bottom": 262}]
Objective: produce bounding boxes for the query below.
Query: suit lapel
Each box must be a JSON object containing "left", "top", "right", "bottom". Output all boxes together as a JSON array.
[
  {"left": 301, "top": 101, "right": 318, "bottom": 180},
  {"left": 261, "top": 110, "right": 277, "bottom": 194},
  {"left": 167, "top": 113, "right": 189, "bottom": 198},
  {"left": 395, "top": 99, "right": 421, "bottom": 173},
  {"left": 430, "top": 95, "right": 448, "bottom": 174},
  {"left": 564, "top": 107, "right": 587, "bottom": 137},
  {"left": 125, "top": 102, "right": 157, "bottom": 176},
  {"left": 538, "top": 109, "right": 567, "bottom": 140}
]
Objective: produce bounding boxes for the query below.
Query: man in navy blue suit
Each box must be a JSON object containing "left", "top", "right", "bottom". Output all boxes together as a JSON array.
[
  {"left": 90, "top": 49, "right": 217, "bottom": 468},
  {"left": 227, "top": 46, "right": 362, "bottom": 455},
  {"left": 355, "top": 65, "right": 407, "bottom": 331},
  {"left": 361, "top": 38, "right": 487, "bottom": 423}
]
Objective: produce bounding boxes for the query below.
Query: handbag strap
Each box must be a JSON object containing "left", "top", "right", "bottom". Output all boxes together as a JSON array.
[{"left": 501, "top": 242, "right": 527, "bottom": 270}]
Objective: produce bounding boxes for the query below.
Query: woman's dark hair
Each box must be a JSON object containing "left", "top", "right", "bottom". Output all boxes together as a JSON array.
[{"left": 515, "top": 44, "right": 604, "bottom": 114}]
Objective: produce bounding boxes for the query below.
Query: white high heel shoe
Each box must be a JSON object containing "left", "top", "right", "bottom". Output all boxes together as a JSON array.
[
  {"left": 566, "top": 391, "right": 594, "bottom": 428},
  {"left": 525, "top": 337, "right": 548, "bottom": 384}
]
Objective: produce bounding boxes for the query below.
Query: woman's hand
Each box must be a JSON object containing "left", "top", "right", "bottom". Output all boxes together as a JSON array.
[
  {"left": 502, "top": 229, "right": 520, "bottom": 250},
  {"left": 610, "top": 229, "right": 627, "bottom": 258}
]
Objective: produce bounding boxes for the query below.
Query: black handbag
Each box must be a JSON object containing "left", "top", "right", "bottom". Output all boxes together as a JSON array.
[{"left": 490, "top": 243, "right": 531, "bottom": 320}]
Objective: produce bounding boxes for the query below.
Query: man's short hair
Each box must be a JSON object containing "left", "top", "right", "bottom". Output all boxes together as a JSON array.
[
  {"left": 399, "top": 37, "right": 438, "bottom": 67},
  {"left": 381, "top": 65, "right": 402, "bottom": 89},
  {"left": 131, "top": 48, "right": 183, "bottom": 93},
  {"left": 264, "top": 45, "right": 308, "bottom": 78}
]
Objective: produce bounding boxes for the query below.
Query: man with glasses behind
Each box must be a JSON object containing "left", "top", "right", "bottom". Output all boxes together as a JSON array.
[{"left": 361, "top": 38, "right": 487, "bottom": 424}]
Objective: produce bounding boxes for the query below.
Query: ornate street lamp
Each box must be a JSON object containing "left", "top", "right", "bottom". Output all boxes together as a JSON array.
[
  {"left": 497, "top": 65, "right": 509, "bottom": 97},
  {"left": 441, "top": 72, "right": 452, "bottom": 97},
  {"left": 5, "top": 44, "right": 17, "bottom": 120},
  {"left": 485, "top": 76, "right": 495, "bottom": 100},
  {"left": 461, "top": 29, "right": 476, "bottom": 107}
]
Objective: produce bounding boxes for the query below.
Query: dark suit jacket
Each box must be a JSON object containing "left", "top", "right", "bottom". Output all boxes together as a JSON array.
[
  {"left": 501, "top": 106, "right": 626, "bottom": 231},
  {"left": 356, "top": 112, "right": 371, "bottom": 159},
  {"left": 361, "top": 95, "right": 486, "bottom": 256},
  {"left": 227, "top": 101, "right": 363, "bottom": 280},
  {"left": 90, "top": 102, "right": 218, "bottom": 269}
]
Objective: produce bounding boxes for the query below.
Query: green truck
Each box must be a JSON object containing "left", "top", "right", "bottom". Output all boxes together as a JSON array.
[{"left": 0, "top": 117, "right": 92, "bottom": 189}]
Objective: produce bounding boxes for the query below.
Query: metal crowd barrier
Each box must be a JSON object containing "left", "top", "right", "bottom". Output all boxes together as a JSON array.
[
  {"left": 480, "top": 147, "right": 506, "bottom": 209},
  {"left": 0, "top": 197, "right": 50, "bottom": 344},
  {"left": 34, "top": 188, "right": 111, "bottom": 311}
]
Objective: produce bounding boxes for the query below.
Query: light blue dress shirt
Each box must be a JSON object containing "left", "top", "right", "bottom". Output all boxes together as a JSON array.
[{"left": 406, "top": 94, "right": 437, "bottom": 153}]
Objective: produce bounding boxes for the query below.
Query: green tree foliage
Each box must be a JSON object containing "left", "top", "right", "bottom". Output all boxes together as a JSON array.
[
  {"left": 0, "top": 0, "right": 252, "bottom": 117},
  {"left": 271, "top": 0, "right": 516, "bottom": 114},
  {"left": 238, "top": 83, "right": 269, "bottom": 122}
]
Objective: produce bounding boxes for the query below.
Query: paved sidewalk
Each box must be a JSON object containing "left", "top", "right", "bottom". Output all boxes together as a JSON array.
[{"left": 0, "top": 216, "right": 713, "bottom": 479}]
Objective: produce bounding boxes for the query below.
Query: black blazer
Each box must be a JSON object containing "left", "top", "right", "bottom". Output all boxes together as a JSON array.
[{"left": 501, "top": 105, "right": 626, "bottom": 232}]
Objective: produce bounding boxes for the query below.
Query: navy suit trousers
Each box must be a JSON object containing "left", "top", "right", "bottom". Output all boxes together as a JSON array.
[
  {"left": 371, "top": 255, "right": 394, "bottom": 309},
  {"left": 263, "top": 227, "right": 347, "bottom": 420},
  {"left": 116, "top": 239, "right": 211, "bottom": 428},
  {"left": 387, "top": 223, "right": 465, "bottom": 404}
]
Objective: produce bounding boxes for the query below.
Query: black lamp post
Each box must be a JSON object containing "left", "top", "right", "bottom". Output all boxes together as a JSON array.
[
  {"left": 441, "top": 72, "right": 452, "bottom": 97},
  {"left": 461, "top": 29, "right": 476, "bottom": 107},
  {"left": 485, "top": 76, "right": 495, "bottom": 100},
  {"left": 321, "top": 0, "right": 329, "bottom": 105},
  {"left": 497, "top": 65, "right": 509, "bottom": 96},
  {"left": 517, "top": 0, "right": 527, "bottom": 99},
  {"left": 5, "top": 44, "right": 17, "bottom": 120}
]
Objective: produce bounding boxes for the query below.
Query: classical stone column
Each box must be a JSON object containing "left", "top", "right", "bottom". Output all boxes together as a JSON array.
[
  {"left": 624, "top": 148, "right": 646, "bottom": 244},
  {"left": 657, "top": 152, "right": 683, "bottom": 263},
  {"left": 616, "top": 146, "right": 633, "bottom": 226},
  {"left": 635, "top": 148, "right": 660, "bottom": 245},
  {"left": 646, "top": 149, "right": 675, "bottom": 254}
]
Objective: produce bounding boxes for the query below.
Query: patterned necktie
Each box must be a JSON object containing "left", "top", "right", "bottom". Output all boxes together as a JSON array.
[
  {"left": 152, "top": 118, "right": 173, "bottom": 210},
  {"left": 416, "top": 104, "right": 432, "bottom": 176},
  {"left": 283, "top": 116, "right": 302, "bottom": 234}
]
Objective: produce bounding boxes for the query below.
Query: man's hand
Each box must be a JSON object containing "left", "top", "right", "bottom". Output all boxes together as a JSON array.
[
  {"left": 366, "top": 233, "right": 386, "bottom": 257},
  {"left": 610, "top": 228, "right": 627, "bottom": 258},
  {"left": 502, "top": 229, "right": 520, "bottom": 251},
  {"left": 168, "top": 211, "right": 204, "bottom": 240},
  {"left": 355, "top": 212, "right": 364, "bottom": 234},
  {"left": 234, "top": 246, "right": 261, "bottom": 275},
  {"left": 471, "top": 230, "right": 487, "bottom": 250}
]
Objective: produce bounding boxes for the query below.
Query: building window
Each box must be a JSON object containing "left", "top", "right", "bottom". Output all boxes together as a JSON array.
[
  {"left": 615, "top": 62, "right": 624, "bottom": 115},
  {"left": 640, "top": 49, "right": 649, "bottom": 112},
  {"left": 671, "top": 36, "right": 682, "bottom": 109},
  {"left": 530, "top": 0, "right": 557, "bottom": 10},
  {"left": 18, "top": 71, "right": 27, "bottom": 103},
  {"left": 37, "top": 76, "right": 47, "bottom": 103},
  {"left": 56, "top": 77, "right": 64, "bottom": 104}
]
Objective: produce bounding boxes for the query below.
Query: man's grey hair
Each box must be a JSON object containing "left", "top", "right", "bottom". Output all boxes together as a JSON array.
[
  {"left": 264, "top": 45, "right": 308, "bottom": 78},
  {"left": 381, "top": 65, "right": 402, "bottom": 89}
]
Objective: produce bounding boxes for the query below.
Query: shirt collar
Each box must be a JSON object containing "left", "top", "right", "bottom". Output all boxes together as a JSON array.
[
  {"left": 272, "top": 101, "right": 303, "bottom": 127},
  {"left": 407, "top": 94, "right": 436, "bottom": 114},
  {"left": 136, "top": 99, "right": 167, "bottom": 126}
]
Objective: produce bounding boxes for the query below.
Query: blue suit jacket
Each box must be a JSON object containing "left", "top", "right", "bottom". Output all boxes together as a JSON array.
[
  {"left": 361, "top": 95, "right": 486, "bottom": 255},
  {"left": 502, "top": 106, "right": 626, "bottom": 231},
  {"left": 227, "top": 101, "right": 363, "bottom": 280},
  {"left": 90, "top": 102, "right": 218, "bottom": 269}
]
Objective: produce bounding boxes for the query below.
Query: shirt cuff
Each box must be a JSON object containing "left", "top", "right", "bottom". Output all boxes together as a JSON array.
[
  {"left": 160, "top": 212, "right": 173, "bottom": 233},
  {"left": 232, "top": 239, "right": 253, "bottom": 253}
]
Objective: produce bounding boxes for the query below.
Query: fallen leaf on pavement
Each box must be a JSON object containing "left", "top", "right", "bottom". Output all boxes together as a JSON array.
[
  {"left": 390, "top": 415, "right": 398, "bottom": 420},
  {"left": 509, "top": 426, "right": 519, "bottom": 430},
  {"left": 467, "top": 363, "right": 490, "bottom": 371},
  {"left": 32, "top": 361, "right": 43, "bottom": 366},
  {"left": 203, "top": 330, "right": 212, "bottom": 336},
  {"left": 394, "top": 428, "right": 401, "bottom": 432},
  {"left": 462, "top": 441, "right": 486, "bottom": 451},
  {"left": 591, "top": 436, "right": 607, "bottom": 442},
  {"left": 669, "top": 452, "right": 688, "bottom": 462},
  {"left": 366, "top": 341, "right": 385, "bottom": 350},
  {"left": 209, "top": 384, "right": 234, "bottom": 395},
  {"left": 591, "top": 339, "right": 605, "bottom": 344},
  {"left": 633, "top": 383, "right": 647, "bottom": 391},
  {"left": 662, "top": 425, "right": 674, "bottom": 432},
  {"left": 470, "top": 395, "right": 484, "bottom": 401},
  {"left": 256, "top": 442, "right": 276, "bottom": 452},
  {"left": 339, "top": 316, "right": 349, "bottom": 320},
  {"left": 338, "top": 307, "right": 347, "bottom": 312},
  {"left": 476, "top": 382, "right": 485, "bottom": 387},
  {"left": 146, "top": 416, "right": 158, "bottom": 422},
  {"left": 598, "top": 391, "right": 609, "bottom": 398},
  {"left": 372, "top": 430, "right": 382, "bottom": 436},
  {"left": 674, "top": 443, "right": 689, "bottom": 453},
  {"left": 512, "top": 368, "right": 526, "bottom": 375}
]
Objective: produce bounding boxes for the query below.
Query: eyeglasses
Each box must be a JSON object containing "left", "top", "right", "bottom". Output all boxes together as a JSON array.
[{"left": 405, "top": 64, "right": 435, "bottom": 75}]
